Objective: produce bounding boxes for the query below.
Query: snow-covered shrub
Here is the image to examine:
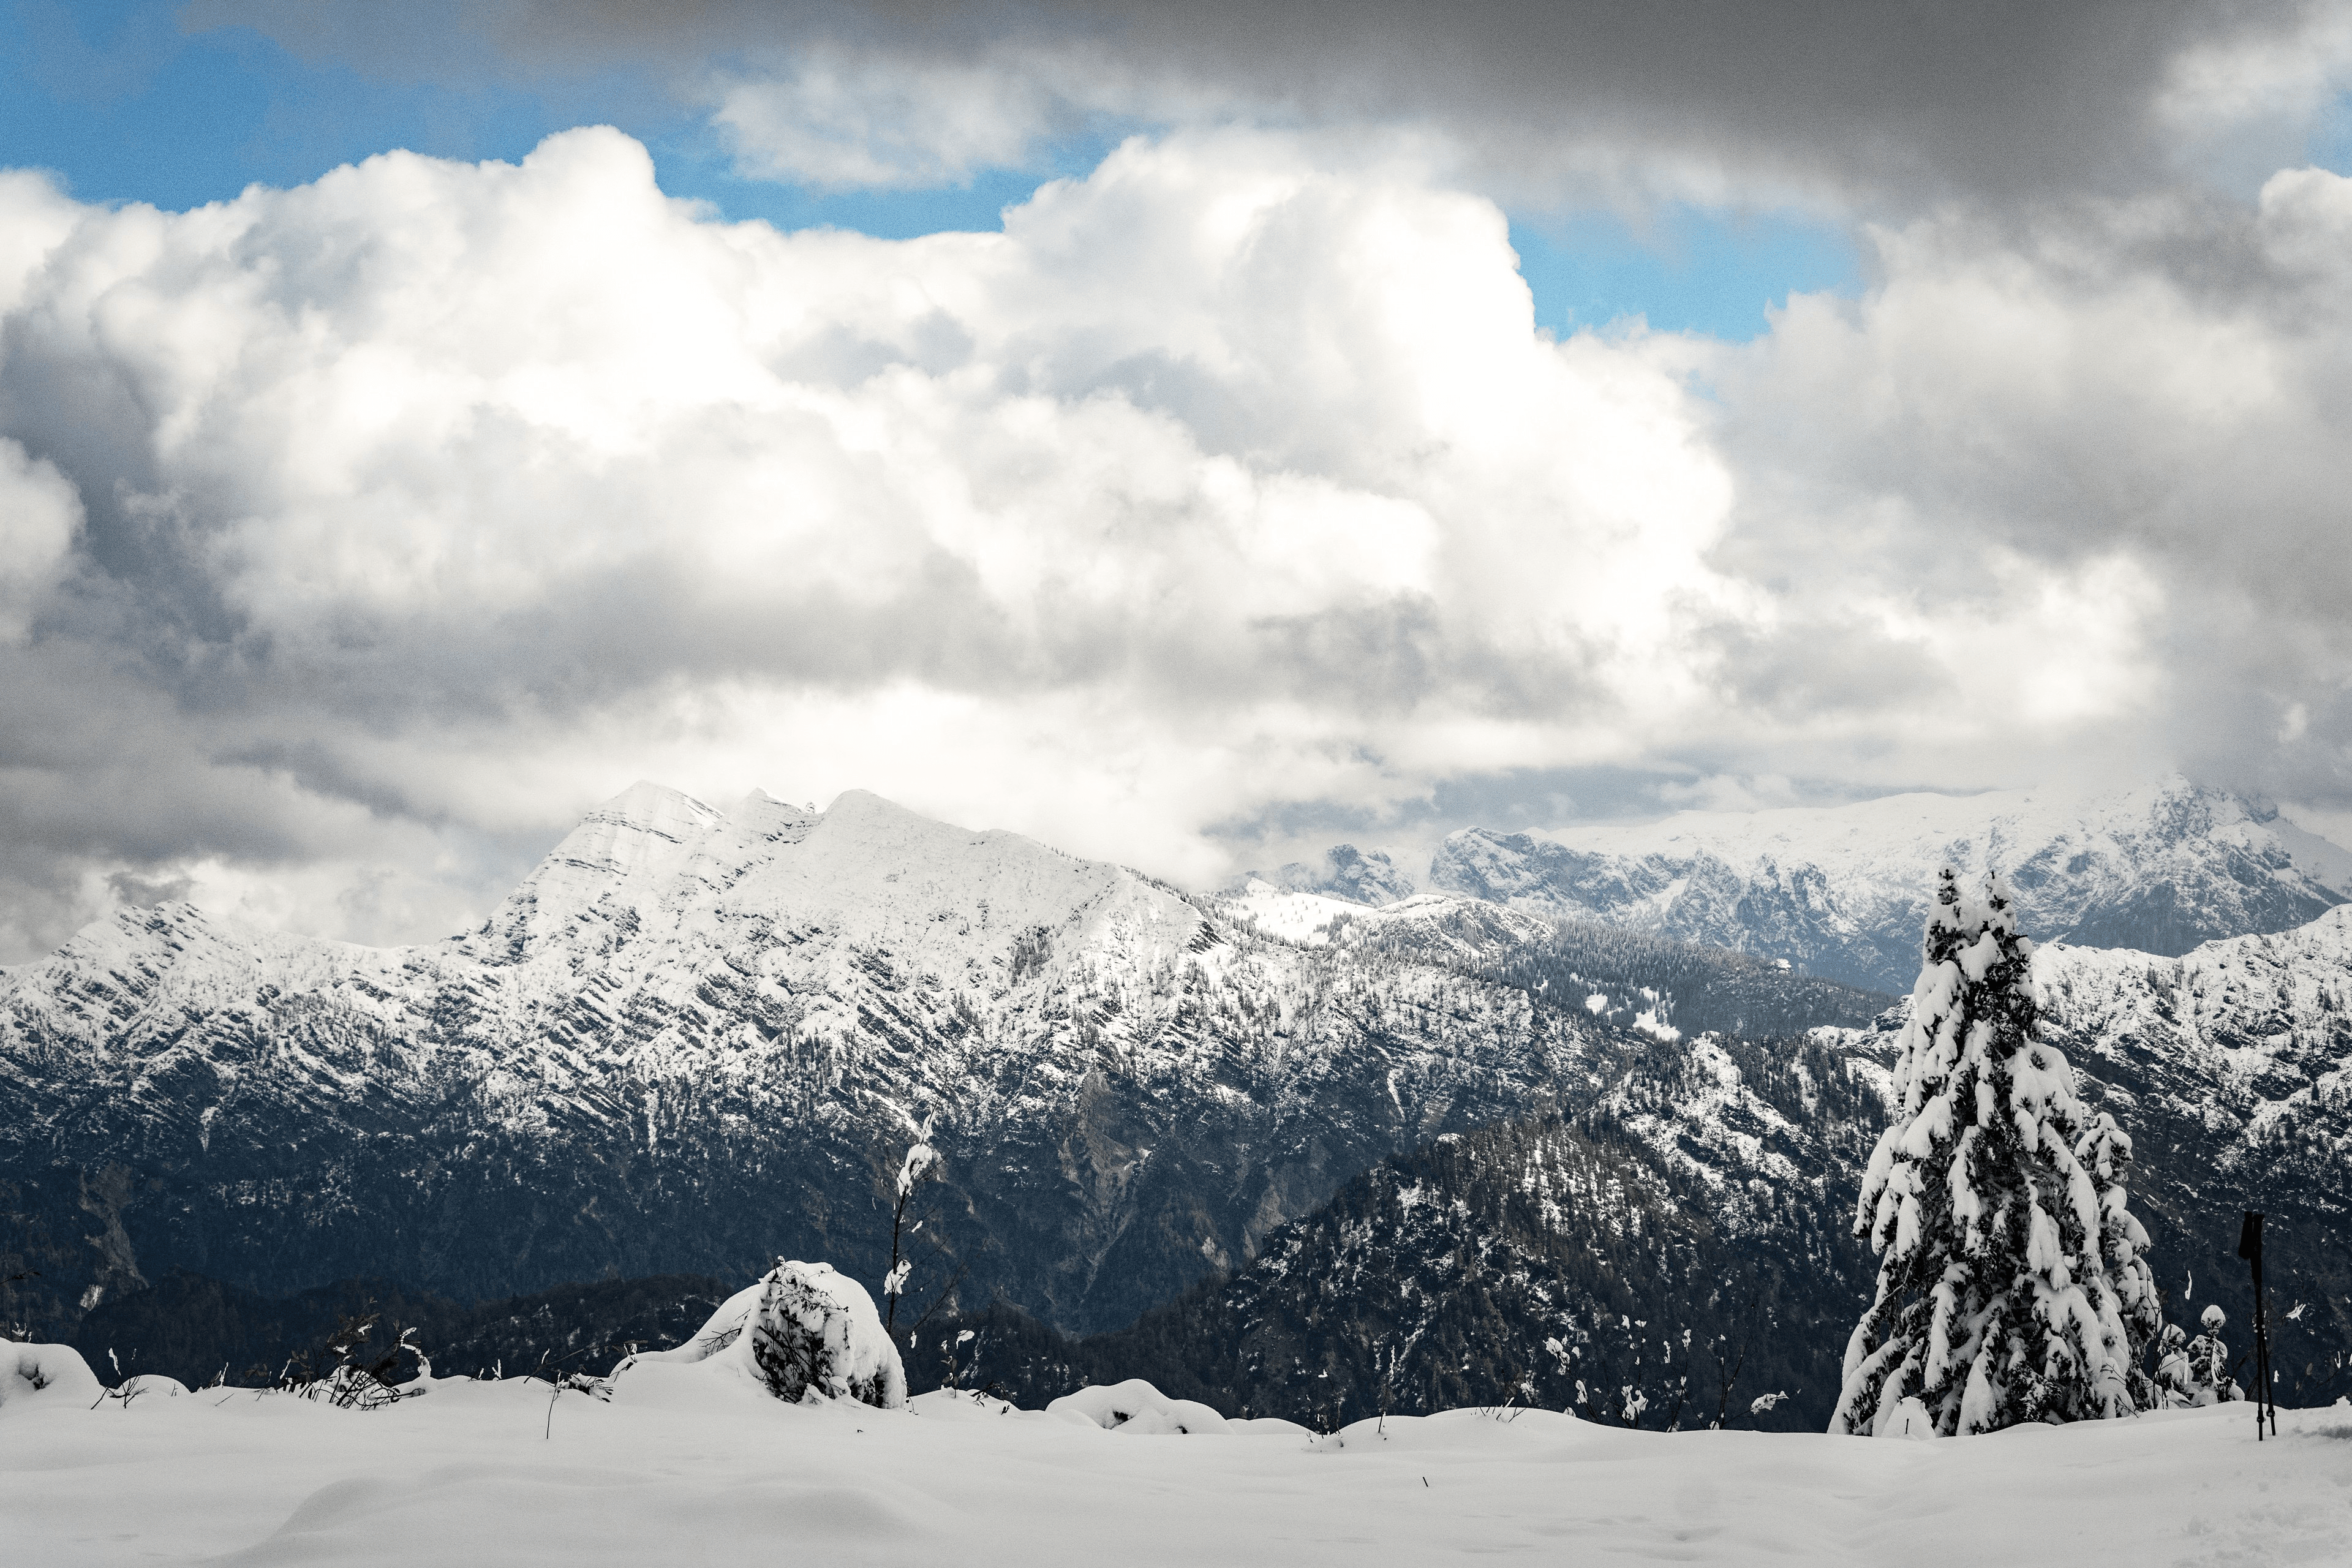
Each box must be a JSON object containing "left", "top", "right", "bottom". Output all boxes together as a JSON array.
[
  {"left": 1832, "top": 869, "right": 2162, "bottom": 1436},
  {"left": 2154, "top": 1324, "right": 2193, "bottom": 1405},
  {"left": 618, "top": 1260, "right": 906, "bottom": 1409},
  {"left": 1047, "top": 1378, "right": 1229, "bottom": 1434},
  {"left": 0, "top": 1342, "right": 102, "bottom": 1409},
  {"left": 275, "top": 1313, "right": 427, "bottom": 1410},
  {"left": 2154, "top": 1311, "right": 2241, "bottom": 1408}
]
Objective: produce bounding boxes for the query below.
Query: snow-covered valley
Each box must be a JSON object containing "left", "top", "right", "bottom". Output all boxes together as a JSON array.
[{"left": 5, "top": 1364, "right": 2348, "bottom": 1567}]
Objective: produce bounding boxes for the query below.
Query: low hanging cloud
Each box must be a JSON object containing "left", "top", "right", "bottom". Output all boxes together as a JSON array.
[{"left": 0, "top": 122, "right": 2346, "bottom": 959}]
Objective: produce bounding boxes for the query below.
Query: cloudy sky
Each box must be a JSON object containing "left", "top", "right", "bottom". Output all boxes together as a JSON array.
[{"left": 2, "top": 1, "right": 2350, "bottom": 959}]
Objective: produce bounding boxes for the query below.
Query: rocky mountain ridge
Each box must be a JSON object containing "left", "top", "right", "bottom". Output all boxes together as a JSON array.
[
  {"left": 3, "top": 782, "right": 1846, "bottom": 1341},
  {"left": 9, "top": 778, "right": 2347, "bottom": 1410},
  {"left": 1260, "top": 777, "right": 2351, "bottom": 992}
]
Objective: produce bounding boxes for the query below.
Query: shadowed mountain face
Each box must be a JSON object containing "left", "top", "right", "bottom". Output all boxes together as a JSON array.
[
  {"left": 10, "top": 783, "right": 1861, "bottom": 1341},
  {"left": 1423, "top": 778, "right": 2351, "bottom": 993}
]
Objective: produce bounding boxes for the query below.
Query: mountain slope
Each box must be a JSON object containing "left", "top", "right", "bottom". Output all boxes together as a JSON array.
[
  {"left": 1427, "top": 777, "right": 2348, "bottom": 991},
  {"left": 923, "top": 907, "right": 2352, "bottom": 1428},
  {"left": 29, "top": 885, "right": 2352, "bottom": 1430}
]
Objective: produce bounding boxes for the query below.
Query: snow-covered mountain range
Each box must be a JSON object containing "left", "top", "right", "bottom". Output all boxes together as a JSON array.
[
  {"left": 0, "top": 784, "right": 1665, "bottom": 1338},
  {"left": 6, "top": 777, "right": 2348, "bottom": 1390},
  {"left": 930, "top": 905, "right": 2352, "bottom": 1428},
  {"left": 1275, "top": 777, "right": 2351, "bottom": 992}
]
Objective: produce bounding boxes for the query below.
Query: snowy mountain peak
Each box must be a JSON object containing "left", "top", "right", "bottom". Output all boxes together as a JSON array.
[
  {"left": 579, "top": 781, "right": 726, "bottom": 866},
  {"left": 1223, "top": 845, "right": 1417, "bottom": 907},
  {"left": 472, "top": 782, "right": 730, "bottom": 959},
  {"left": 1425, "top": 776, "right": 2350, "bottom": 992},
  {"left": 0, "top": 774, "right": 1649, "bottom": 1336}
]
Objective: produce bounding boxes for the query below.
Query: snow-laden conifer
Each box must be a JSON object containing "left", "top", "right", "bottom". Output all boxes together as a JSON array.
[{"left": 1831, "top": 869, "right": 2160, "bottom": 1435}]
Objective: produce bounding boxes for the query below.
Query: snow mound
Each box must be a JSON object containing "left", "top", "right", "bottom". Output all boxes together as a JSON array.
[
  {"left": 615, "top": 1259, "right": 905, "bottom": 1409},
  {"left": 1047, "top": 1378, "right": 1230, "bottom": 1434},
  {"left": 1874, "top": 1396, "right": 1936, "bottom": 1439},
  {"left": 0, "top": 1342, "right": 103, "bottom": 1409},
  {"left": 118, "top": 1374, "right": 192, "bottom": 1400}
]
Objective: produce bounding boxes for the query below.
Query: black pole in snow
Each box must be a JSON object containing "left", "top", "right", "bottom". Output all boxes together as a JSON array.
[{"left": 2237, "top": 1211, "right": 2277, "bottom": 1439}]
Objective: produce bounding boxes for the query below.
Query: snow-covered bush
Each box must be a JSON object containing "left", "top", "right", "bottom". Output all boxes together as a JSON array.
[
  {"left": 2154, "top": 1310, "right": 2241, "bottom": 1407},
  {"left": 2154, "top": 1324, "right": 2193, "bottom": 1404},
  {"left": 882, "top": 1116, "right": 940, "bottom": 1333},
  {"left": 617, "top": 1259, "right": 906, "bottom": 1409},
  {"left": 273, "top": 1313, "right": 427, "bottom": 1410},
  {"left": 1832, "top": 869, "right": 2162, "bottom": 1436},
  {"left": 0, "top": 1342, "right": 103, "bottom": 1409},
  {"left": 2185, "top": 1307, "right": 2239, "bottom": 1406}
]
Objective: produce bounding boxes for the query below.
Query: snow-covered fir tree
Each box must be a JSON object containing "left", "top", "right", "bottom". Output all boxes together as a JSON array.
[{"left": 1831, "top": 869, "right": 2162, "bottom": 1436}]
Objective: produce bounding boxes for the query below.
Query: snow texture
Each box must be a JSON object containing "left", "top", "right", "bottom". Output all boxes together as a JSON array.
[{"left": 4, "top": 1363, "right": 2346, "bottom": 1566}]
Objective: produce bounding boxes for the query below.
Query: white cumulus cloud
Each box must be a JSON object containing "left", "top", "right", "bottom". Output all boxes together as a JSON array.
[{"left": 0, "top": 125, "right": 2345, "bottom": 958}]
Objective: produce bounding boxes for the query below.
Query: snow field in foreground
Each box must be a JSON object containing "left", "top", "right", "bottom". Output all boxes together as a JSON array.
[{"left": 4, "top": 1378, "right": 2349, "bottom": 1567}]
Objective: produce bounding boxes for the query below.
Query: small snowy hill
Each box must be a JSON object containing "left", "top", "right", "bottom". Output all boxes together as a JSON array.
[{"left": 1427, "top": 776, "right": 2351, "bottom": 991}]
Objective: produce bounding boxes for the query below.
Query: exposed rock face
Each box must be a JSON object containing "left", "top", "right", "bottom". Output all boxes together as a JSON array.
[{"left": 1428, "top": 778, "right": 2351, "bottom": 992}]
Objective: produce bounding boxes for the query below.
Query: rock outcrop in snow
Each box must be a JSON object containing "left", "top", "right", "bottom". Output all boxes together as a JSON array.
[
  {"left": 620, "top": 1261, "right": 905, "bottom": 1409},
  {"left": 1047, "top": 1378, "right": 1229, "bottom": 1433}
]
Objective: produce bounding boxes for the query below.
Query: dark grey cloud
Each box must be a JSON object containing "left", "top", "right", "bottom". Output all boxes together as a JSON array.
[{"left": 193, "top": 0, "right": 2344, "bottom": 210}]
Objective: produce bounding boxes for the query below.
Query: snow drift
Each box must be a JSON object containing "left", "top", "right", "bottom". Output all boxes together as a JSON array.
[
  {"left": 0, "top": 1342, "right": 101, "bottom": 1409},
  {"left": 1046, "top": 1379, "right": 1231, "bottom": 1434}
]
